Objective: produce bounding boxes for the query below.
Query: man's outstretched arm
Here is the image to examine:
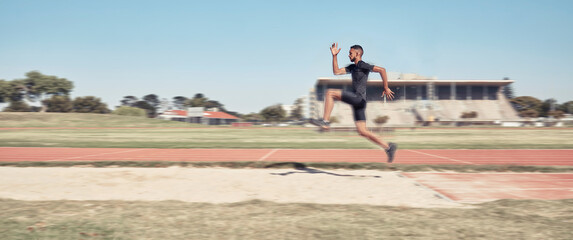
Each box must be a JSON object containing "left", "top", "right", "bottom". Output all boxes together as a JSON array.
[
  {"left": 331, "top": 43, "right": 346, "bottom": 75},
  {"left": 373, "top": 66, "right": 394, "bottom": 100}
]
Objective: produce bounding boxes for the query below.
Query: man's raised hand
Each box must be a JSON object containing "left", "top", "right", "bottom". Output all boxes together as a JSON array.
[
  {"left": 330, "top": 42, "right": 341, "bottom": 56},
  {"left": 382, "top": 88, "right": 395, "bottom": 100}
]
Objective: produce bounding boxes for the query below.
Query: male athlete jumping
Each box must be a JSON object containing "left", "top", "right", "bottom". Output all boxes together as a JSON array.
[{"left": 310, "top": 43, "right": 397, "bottom": 163}]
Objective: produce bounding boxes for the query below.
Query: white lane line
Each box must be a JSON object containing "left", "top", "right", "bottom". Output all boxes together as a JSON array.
[
  {"left": 47, "top": 149, "right": 146, "bottom": 162},
  {"left": 407, "top": 150, "right": 476, "bottom": 165},
  {"left": 258, "top": 149, "right": 279, "bottom": 161}
]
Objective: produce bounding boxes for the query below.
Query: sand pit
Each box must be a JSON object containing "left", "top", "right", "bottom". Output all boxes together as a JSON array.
[{"left": 0, "top": 167, "right": 466, "bottom": 208}]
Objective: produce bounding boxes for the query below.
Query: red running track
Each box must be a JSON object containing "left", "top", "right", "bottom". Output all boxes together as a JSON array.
[{"left": 0, "top": 147, "right": 572, "bottom": 165}]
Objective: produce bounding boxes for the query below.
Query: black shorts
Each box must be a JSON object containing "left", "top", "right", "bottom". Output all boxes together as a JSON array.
[{"left": 341, "top": 91, "right": 367, "bottom": 121}]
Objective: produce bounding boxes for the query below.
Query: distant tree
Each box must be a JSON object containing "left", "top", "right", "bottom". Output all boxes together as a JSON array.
[
  {"left": 548, "top": 110, "right": 565, "bottom": 119},
  {"left": 204, "top": 100, "right": 218, "bottom": 110},
  {"left": 112, "top": 106, "right": 147, "bottom": 117},
  {"left": 186, "top": 93, "right": 208, "bottom": 108},
  {"left": 0, "top": 80, "right": 10, "bottom": 104},
  {"left": 2, "top": 79, "right": 28, "bottom": 104},
  {"left": 22, "top": 71, "right": 73, "bottom": 112},
  {"left": 242, "top": 113, "right": 263, "bottom": 122},
  {"left": 3, "top": 80, "right": 30, "bottom": 112},
  {"left": 72, "top": 96, "right": 109, "bottom": 114},
  {"left": 172, "top": 96, "right": 188, "bottom": 110},
  {"left": 260, "top": 104, "right": 286, "bottom": 122},
  {"left": 143, "top": 94, "right": 160, "bottom": 109},
  {"left": 518, "top": 109, "right": 539, "bottom": 118},
  {"left": 157, "top": 98, "right": 171, "bottom": 113},
  {"left": 539, "top": 99, "right": 558, "bottom": 117},
  {"left": 374, "top": 115, "right": 389, "bottom": 126},
  {"left": 142, "top": 94, "right": 160, "bottom": 117},
  {"left": 225, "top": 111, "right": 240, "bottom": 118},
  {"left": 205, "top": 100, "right": 227, "bottom": 111},
  {"left": 557, "top": 101, "right": 573, "bottom": 114},
  {"left": 289, "top": 97, "right": 304, "bottom": 120},
  {"left": 120, "top": 96, "right": 139, "bottom": 107},
  {"left": 43, "top": 95, "right": 72, "bottom": 112},
  {"left": 510, "top": 96, "right": 543, "bottom": 116},
  {"left": 3, "top": 101, "right": 32, "bottom": 112},
  {"left": 133, "top": 101, "right": 155, "bottom": 117},
  {"left": 171, "top": 93, "right": 238, "bottom": 116}
]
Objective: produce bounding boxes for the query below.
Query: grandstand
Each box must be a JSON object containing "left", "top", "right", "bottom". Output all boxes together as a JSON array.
[{"left": 309, "top": 73, "right": 521, "bottom": 127}]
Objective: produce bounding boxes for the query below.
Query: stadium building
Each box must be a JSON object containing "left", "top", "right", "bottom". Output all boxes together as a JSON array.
[{"left": 309, "top": 73, "right": 521, "bottom": 127}]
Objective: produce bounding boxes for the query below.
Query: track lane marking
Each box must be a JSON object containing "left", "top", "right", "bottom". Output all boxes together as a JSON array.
[
  {"left": 406, "top": 150, "right": 476, "bottom": 165},
  {"left": 258, "top": 149, "right": 279, "bottom": 161},
  {"left": 47, "top": 149, "right": 146, "bottom": 162}
]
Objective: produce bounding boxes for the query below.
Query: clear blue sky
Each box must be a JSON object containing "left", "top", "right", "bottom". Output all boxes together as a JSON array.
[{"left": 1, "top": 0, "right": 572, "bottom": 114}]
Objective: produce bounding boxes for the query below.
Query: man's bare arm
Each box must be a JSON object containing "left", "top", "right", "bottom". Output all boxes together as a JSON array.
[
  {"left": 331, "top": 43, "right": 346, "bottom": 75},
  {"left": 373, "top": 66, "right": 394, "bottom": 100}
]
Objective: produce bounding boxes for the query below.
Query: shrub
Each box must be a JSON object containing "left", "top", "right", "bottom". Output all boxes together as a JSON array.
[
  {"left": 460, "top": 111, "right": 478, "bottom": 119},
  {"left": 518, "top": 109, "right": 538, "bottom": 118},
  {"left": 112, "top": 106, "right": 147, "bottom": 117},
  {"left": 3, "top": 101, "right": 32, "bottom": 112},
  {"left": 374, "top": 116, "right": 389, "bottom": 125}
]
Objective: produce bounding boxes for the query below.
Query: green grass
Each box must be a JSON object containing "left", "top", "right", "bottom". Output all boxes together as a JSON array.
[
  {"left": 0, "top": 128, "right": 370, "bottom": 148},
  {"left": 1, "top": 112, "right": 572, "bottom": 149},
  {"left": 394, "top": 127, "right": 573, "bottom": 149},
  {"left": 0, "top": 127, "right": 572, "bottom": 149},
  {"left": 1, "top": 198, "right": 571, "bottom": 240},
  {"left": 0, "top": 112, "right": 204, "bottom": 128}
]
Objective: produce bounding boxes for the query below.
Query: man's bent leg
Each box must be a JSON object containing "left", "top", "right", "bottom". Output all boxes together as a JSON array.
[
  {"left": 355, "top": 121, "right": 389, "bottom": 149},
  {"left": 323, "top": 89, "right": 342, "bottom": 123},
  {"left": 356, "top": 121, "right": 397, "bottom": 163}
]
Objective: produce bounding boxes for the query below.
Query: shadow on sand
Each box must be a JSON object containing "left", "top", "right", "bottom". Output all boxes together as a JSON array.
[{"left": 265, "top": 162, "right": 382, "bottom": 178}]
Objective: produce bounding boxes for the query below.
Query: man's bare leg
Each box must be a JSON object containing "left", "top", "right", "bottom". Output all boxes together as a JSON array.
[
  {"left": 355, "top": 121, "right": 397, "bottom": 162},
  {"left": 355, "top": 121, "right": 389, "bottom": 149},
  {"left": 323, "top": 89, "right": 342, "bottom": 126}
]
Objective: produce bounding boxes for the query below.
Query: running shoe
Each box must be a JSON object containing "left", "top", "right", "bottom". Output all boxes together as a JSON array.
[
  {"left": 308, "top": 118, "right": 330, "bottom": 130},
  {"left": 385, "top": 142, "right": 397, "bottom": 163}
]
